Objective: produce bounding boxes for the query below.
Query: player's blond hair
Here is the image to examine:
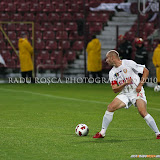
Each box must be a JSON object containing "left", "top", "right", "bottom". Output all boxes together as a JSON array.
[{"left": 106, "top": 50, "right": 120, "bottom": 59}]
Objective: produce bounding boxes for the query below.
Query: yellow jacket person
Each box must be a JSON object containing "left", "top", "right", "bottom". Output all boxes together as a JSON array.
[
  {"left": 18, "top": 36, "right": 33, "bottom": 72},
  {"left": 87, "top": 37, "right": 102, "bottom": 72},
  {"left": 152, "top": 44, "right": 160, "bottom": 84},
  {"left": 18, "top": 33, "right": 34, "bottom": 83}
]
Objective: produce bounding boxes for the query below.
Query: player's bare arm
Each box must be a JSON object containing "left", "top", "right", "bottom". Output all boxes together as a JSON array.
[
  {"left": 111, "top": 78, "right": 132, "bottom": 93},
  {"left": 136, "top": 67, "right": 149, "bottom": 92}
]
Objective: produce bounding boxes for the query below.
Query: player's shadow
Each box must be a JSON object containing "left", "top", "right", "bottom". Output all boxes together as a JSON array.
[
  {"left": 70, "top": 134, "right": 150, "bottom": 143},
  {"left": 80, "top": 135, "right": 149, "bottom": 143}
]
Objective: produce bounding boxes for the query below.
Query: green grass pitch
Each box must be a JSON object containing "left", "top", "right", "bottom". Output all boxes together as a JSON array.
[{"left": 0, "top": 83, "right": 160, "bottom": 160}]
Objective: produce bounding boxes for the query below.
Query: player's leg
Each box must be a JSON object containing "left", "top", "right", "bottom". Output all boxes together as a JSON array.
[
  {"left": 136, "top": 99, "right": 160, "bottom": 139},
  {"left": 93, "top": 97, "right": 126, "bottom": 138},
  {"left": 156, "top": 67, "right": 160, "bottom": 85},
  {"left": 21, "top": 71, "right": 27, "bottom": 83},
  {"left": 27, "top": 70, "right": 34, "bottom": 83}
]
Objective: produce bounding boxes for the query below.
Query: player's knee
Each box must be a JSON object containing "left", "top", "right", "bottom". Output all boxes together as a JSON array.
[
  {"left": 139, "top": 110, "right": 148, "bottom": 118},
  {"left": 107, "top": 104, "right": 115, "bottom": 112}
]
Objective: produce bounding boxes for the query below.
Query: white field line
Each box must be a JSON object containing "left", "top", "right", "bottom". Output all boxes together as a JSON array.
[
  {"left": 0, "top": 88, "right": 159, "bottom": 111},
  {"left": 0, "top": 126, "right": 144, "bottom": 130},
  {"left": 0, "top": 88, "right": 108, "bottom": 105}
]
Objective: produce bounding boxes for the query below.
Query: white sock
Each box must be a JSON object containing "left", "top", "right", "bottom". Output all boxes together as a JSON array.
[
  {"left": 100, "top": 110, "right": 114, "bottom": 136},
  {"left": 144, "top": 114, "right": 160, "bottom": 135}
]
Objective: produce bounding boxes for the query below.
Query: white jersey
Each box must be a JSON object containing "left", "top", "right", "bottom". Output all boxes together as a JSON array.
[{"left": 109, "top": 60, "right": 145, "bottom": 94}]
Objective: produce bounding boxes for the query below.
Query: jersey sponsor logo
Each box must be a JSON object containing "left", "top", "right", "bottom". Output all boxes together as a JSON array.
[
  {"left": 114, "top": 70, "right": 122, "bottom": 77},
  {"left": 114, "top": 73, "right": 119, "bottom": 77},
  {"left": 123, "top": 69, "right": 127, "bottom": 73},
  {"left": 119, "top": 79, "right": 125, "bottom": 85}
]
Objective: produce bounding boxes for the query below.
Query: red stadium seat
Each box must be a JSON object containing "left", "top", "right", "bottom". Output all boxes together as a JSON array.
[
  {"left": 72, "top": 41, "right": 84, "bottom": 50},
  {"left": 73, "top": 13, "right": 84, "bottom": 21},
  {"left": 53, "top": 22, "right": 64, "bottom": 31},
  {"left": 7, "top": 40, "right": 18, "bottom": 49},
  {"left": 65, "top": 50, "right": 76, "bottom": 62},
  {"left": 139, "top": 31, "right": 147, "bottom": 40},
  {"left": 0, "top": 41, "right": 6, "bottom": 49},
  {"left": 52, "top": 0, "right": 63, "bottom": 5},
  {"left": 17, "top": 3, "right": 30, "bottom": 12},
  {"left": 36, "top": 58, "right": 42, "bottom": 66},
  {"left": 35, "top": 31, "right": 43, "bottom": 39},
  {"left": 87, "top": 13, "right": 98, "bottom": 22},
  {"left": 69, "top": 31, "right": 84, "bottom": 40},
  {"left": 11, "top": 13, "right": 23, "bottom": 21},
  {"left": 65, "top": 22, "right": 77, "bottom": 31},
  {"left": 144, "top": 23, "right": 154, "bottom": 35},
  {"left": 68, "top": 4, "right": 79, "bottom": 12},
  {"left": 1, "top": 0, "right": 12, "bottom": 4},
  {"left": 34, "top": 23, "right": 42, "bottom": 31},
  {"left": 0, "top": 32, "right": 3, "bottom": 39},
  {"left": 7, "top": 23, "right": 16, "bottom": 31},
  {"left": 48, "top": 13, "right": 60, "bottom": 21},
  {"left": 6, "top": 59, "right": 16, "bottom": 68},
  {"left": 30, "top": 3, "right": 42, "bottom": 12},
  {"left": 50, "top": 52, "right": 61, "bottom": 68},
  {"left": 26, "top": 0, "right": 39, "bottom": 4},
  {"left": 55, "top": 3, "right": 66, "bottom": 12},
  {"left": 56, "top": 31, "right": 68, "bottom": 40},
  {"left": 64, "top": 0, "right": 75, "bottom": 5},
  {"left": 35, "top": 13, "right": 48, "bottom": 22},
  {"left": 5, "top": 3, "right": 17, "bottom": 12},
  {"left": 38, "top": 50, "right": 50, "bottom": 64},
  {"left": 77, "top": 0, "right": 89, "bottom": 5},
  {"left": 14, "top": 0, "right": 25, "bottom": 5},
  {"left": 43, "top": 31, "right": 55, "bottom": 40},
  {"left": 1, "top": 50, "right": 11, "bottom": 60},
  {"left": 50, "top": 50, "right": 67, "bottom": 69},
  {"left": 89, "top": 0, "right": 101, "bottom": 7},
  {"left": 0, "top": 13, "right": 10, "bottom": 21},
  {"left": 89, "top": 22, "right": 103, "bottom": 33},
  {"left": 60, "top": 13, "right": 73, "bottom": 21},
  {"left": 0, "top": 2, "right": 6, "bottom": 12},
  {"left": 24, "top": 13, "right": 35, "bottom": 21},
  {"left": 39, "top": 0, "right": 51, "bottom": 5},
  {"left": 16, "top": 23, "right": 28, "bottom": 31},
  {"left": 43, "top": 3, "right": 55, "bottom": 12},
  {"left": 12, "top": 53, "right": 19, "bottom": 61},
  {"left": 46, "top": 40, "right": 57, "bottom": 50},
  {"left": 35, "top": 40, "right": 45, "bottom": 50},
  {"left": 41, "top": 22, "right": 53, "bottom": 31},
  {"left": 58, "top": 40, "right": 70, "bottom": 50},
  {"left": 7, "top": 31, "right": 17, "bottom": 40},
  {"left": 125, "top": 31, "right": 135, "bottom": 42},
  {"left": 98, "top": 13, "right": 109, "bottom": 22}
]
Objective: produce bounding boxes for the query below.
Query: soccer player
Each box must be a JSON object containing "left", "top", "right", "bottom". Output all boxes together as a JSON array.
[{"left": 93, "top": 50, "right": 160, "bottom": 139}]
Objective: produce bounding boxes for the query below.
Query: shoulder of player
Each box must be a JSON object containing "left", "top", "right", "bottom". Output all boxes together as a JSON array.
[
  {"left": 109, "top": 67, "right": 115, "bottom": 75},
  {"left": 122, "top": 59, "right": 134, "bottom": 64}
]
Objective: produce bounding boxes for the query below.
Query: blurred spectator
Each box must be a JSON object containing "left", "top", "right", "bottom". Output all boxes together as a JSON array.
[
  {"left": 152, "top": 41, "right": 160, "bottom": 87},
  {"left": 117, "top": 35, "right": 132, "bottom": 60},
  {"left": 86, "top": 35, "right": 102, "bottom": 83},
  {"left": 18, "top": 33, "right": 34, "bottom": 83},
  {"left": 134, "top": 38, "right": 148, "bottom": 66}
]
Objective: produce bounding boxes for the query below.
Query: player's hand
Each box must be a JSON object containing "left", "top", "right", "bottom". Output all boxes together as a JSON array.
[
  {"left": 136, "top": 85, "right": 142, "bottom": 92},
  {"left": 126, "top": 78, "right": 132, "bottom": 85}
]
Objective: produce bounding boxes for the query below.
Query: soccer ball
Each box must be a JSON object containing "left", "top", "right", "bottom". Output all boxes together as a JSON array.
[
  {"left": 154, "top": 85, "right": 160, "bottom": 92},
  {"left": 75, "top": 124, "right": 89, "bottom": 136}
]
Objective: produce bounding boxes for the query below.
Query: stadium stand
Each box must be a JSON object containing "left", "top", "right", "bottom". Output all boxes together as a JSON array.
[{"left": 0, "top": 0, "right": 158, "bottom": 77}]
